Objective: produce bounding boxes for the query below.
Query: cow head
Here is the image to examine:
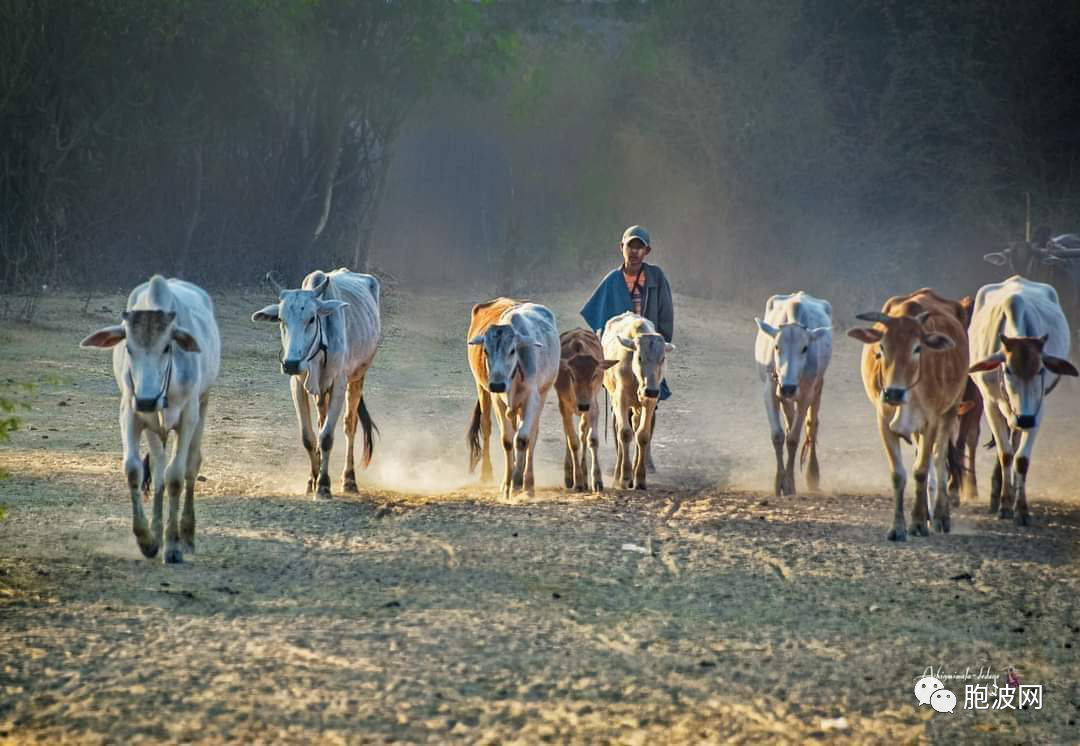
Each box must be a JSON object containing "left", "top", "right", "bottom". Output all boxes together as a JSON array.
[
  {"left": 847, "top": 311, "right": 955, "bottom": 406},
  {"left": 969, "top": 334, "right": 1079, "bottom": 429},
  {"left": 80, "top": 309, "right": 200, "bottom": 412},
  {"left": 561, "top": 351, "right": 618, "bottom": 412},
  {"left": 617, "top": 332, "right": 674, "bottom": 400},
  {"left": 469, "top": 324, "right": 543, "bottom": 394},
  {"left": 252, "top": 274, "right": 347, "bottom": 376},
  {"left": 755, "top": 319, "right": 829, "bottom": 400}
]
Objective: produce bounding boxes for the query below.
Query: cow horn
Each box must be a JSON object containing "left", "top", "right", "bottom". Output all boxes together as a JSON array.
[
  {"left": 854, "top": 311, "right": 892, "bottom": 325},
  {"left": 312, "top": 275, "right": 330, "bottom": 297},
  {"left": 265, "top": 271, "right": 286, "bottom": 297},
  {"left": 915, "top": 311, "right": 931, "bottom": 326}
]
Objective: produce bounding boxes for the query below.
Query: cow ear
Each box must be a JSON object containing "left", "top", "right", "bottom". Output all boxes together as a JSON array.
[
  {"left": 999, "top": 333, "right": 1014, "bottom": 349},
  {"left": 983, "top": 252, "right": 1009, "bottom": 266},
  {"left": 172, "top": 326, "right": 201, "bottom": 353},
  {"left": 969, "top": 354, "right": 1005, "bottom": 373},
  {"left": 468, "top": 334, "right": 485, "bottom": 346},
  {"left": 846, "top": 327, "right": 882, "bottom": 344},
  {"left": 601, "top": 359, "right": 619, "bottom": 370},
  {"left": 317, "top": 299, "right": 348, "bottom": 316},
  {"left": 80, "top": 325, "right": 125, "bottom": 348},
  {"left": 808, "top": 326, "right": 830, "bottom": 340},
  {"left": 1042, "top": 355, "right": 1080, "bottom": 377},
  {"left": 755, "top": 317, "right": 779, "bottom": 337},
  {"left": 252, "top": 304, "right": 280, "bottom": 322},
  {"left": 922, "top": 332, "right": 954, "bottom": 351},
  {"left": 617, "top": 335, "right": 636, "bottom": 351},
  {"left": 1036, "top": 334, "right": 1049, "bottom": 350},
  {"left": 664, "top": 342, "right": 675, "bottom": 353}
]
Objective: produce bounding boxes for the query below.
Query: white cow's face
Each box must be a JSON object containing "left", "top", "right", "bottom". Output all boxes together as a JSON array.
[
  {"left": 756, "top": 320, "right": 827, "bottom": 400},
  {"left": 618, "top": 332, "right": 673, "bottom": 400},
  {"left": 252, "top": 287, "right": 347, "bottom": 376},
  {"left": 469, "top": 324, "right": 541, "bottom": 394},
  {"left": 80, "top": 310, "right": 200, "bottom": 412}
]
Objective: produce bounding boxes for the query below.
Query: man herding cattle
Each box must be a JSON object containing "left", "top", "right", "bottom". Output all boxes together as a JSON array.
[
  {"left": 848, "top": 289, "right": 971, "bottom": 540},
  {"left": 252, "top": 268, "right": 381, "bottom": 498},
  {"left": 467, "top": 298, "right": 560, "bottom": 500},
  {"left": 555, "top": 328, "right": 617, "bottom": 493},
  {"left": 968, "top": 275, "right": 1078, "bottom": 525},
  {"left": 754, "top": 292, "right": 833, "bottom": 497},
  {"left": 81, "top": 275, "right": 221, "bottom": 564}
]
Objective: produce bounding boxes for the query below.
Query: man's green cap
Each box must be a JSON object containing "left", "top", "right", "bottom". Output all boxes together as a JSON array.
[{"left": 621, "top": 225, "right": 651, "bottom": 248}]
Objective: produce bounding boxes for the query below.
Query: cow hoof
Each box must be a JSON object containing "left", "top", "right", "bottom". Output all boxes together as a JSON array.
[
  {"left": 134, "top": 531, "right": 160, "bottom": 559},
  {"left": 592, "top": 480, "right": 604, "bottom": 493},
  {"left": 575, "top": 483, "right": 586, "bottom": 493},
  {"left": 998, "top": 507, "right": 1014, "bottom": 520},
  {"left": 910, "top": 521, "right": 929, "bottom": 537},
  {"left": 887, "top": 527, "right": 907, "bottom": 542},
  {"left": 306, "top": 480, "right": 316, "bottom": 495},
  {"left": 164, "top": 547, "right": 183, "bottom": 564},
  {"left": 1014, "top": 512, "right": 1030, "bottom": 527},
  {"left": 316, "top": 487, "right": 332, "bottom": 499},
  {"left": 635, "top": 482, "right": 647, "bottom": 491},
  {"left": 933, "top": 517, "right": 950, "bottom": 534},
  {"left": 343, "top": 480, "right": 359, "bottom": 494},
  {"left": 564, "top": 476, "right": 574, "bottom": 489},
  {"left": 181, "top": 539, "right": 196, "bottom": 555}
]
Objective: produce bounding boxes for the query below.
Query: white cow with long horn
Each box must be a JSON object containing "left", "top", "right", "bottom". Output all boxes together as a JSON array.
[{"left": 252, "top": 268, "right": 381, "bottom": 498}]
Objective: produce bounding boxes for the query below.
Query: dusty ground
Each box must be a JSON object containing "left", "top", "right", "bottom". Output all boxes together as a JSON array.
[{"left": 0, "top": 284, "right": 1078, "bottom": 744}]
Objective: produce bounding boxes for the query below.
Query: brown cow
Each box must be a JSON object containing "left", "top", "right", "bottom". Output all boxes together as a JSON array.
[
  {"left": 946, "top": 295, "right": 982, "bottom": 506},
  {"left": 555, "top": 328, "right": 617, "bottom": 492},
  {"left": 848, "top": 289, "right": 971, "bottom": 540}
]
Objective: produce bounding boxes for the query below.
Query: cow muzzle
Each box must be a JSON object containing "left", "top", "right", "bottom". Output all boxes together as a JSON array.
[
  {"left": 881, "top": 387, "right": 906, "bottom": 406},
  {"left": 282, "top": 359, "right": 302, "bottom": 376},
  {"left": 643, "top": 388, "right": 660, "bottom": 399},
  {"left": 488, "top": 381, "right": 507, "bottom": 394},
  {"left": 1015, "top": 414, "right": 1037, "bottom": 430},
  {"left": 779, "top": 384, "right": 798, "bottom": 399},
  {"left": 577, "top": 402, "right": 590, "bottom": 413},
  {"left": 135, "top": 397, "right": 160, "bottom": 413}
]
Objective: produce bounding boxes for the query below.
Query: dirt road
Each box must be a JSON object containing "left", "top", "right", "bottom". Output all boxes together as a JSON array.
[{"left": 1, "top": 286, "right": 1077, "bottom": 743}]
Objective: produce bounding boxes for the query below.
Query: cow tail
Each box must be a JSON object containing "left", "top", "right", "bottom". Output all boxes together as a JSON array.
[
  {"left": 984, "top": 434, "right": 996, "bottom": 450},
  {"left": 359, "top": 395, "right": 378, "bottom": 468},
  {"left": 467, "top": 399, "right": 483, "bottom": 473},
  {"left": 140, "top": 453, "right": 151, "bottom": 494}
]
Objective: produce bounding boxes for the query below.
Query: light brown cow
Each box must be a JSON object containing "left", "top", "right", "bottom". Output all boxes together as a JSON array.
[
  {"left": 466, "top": 297, "right": 560, "bottom": 499},
  {"left": 555, "top": 328, "right": 617, "bottom": 492},
  {"left": 848, "top": 289, "right": 971, "bottom": 540}
]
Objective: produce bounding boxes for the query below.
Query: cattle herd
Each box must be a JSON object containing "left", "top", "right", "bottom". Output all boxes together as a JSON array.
[{"left": 78, "top": 269, "right": 1077, "bottom": 564}]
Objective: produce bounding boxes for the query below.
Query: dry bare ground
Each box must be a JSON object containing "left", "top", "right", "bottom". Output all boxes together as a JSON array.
[{"left": 1, "top": 285, "right": 1078, "bottom": 744}]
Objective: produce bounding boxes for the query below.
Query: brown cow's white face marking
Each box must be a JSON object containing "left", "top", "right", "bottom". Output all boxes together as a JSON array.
[
  {"left": 469, "top": 324, "right": 542, "bottom": 394},
  {"left": 252, "top": 289, "right": 348, "bottom": 376},
  {"left": 756, "top": 319, "right": 828, "bottom": 400},
  {"left": 618, "top": 332, "right": 673, "bottom": 400},
  {"left": 970, "top": 334, "right": 1080, "bottom": 429}
]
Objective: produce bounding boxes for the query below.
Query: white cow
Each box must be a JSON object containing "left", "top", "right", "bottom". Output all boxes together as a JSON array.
[
  {"left": 754, "top": 292, "right": 833, "bottom": 496},
  {"left": 968, "top": 275, "right": 1079, "bottom": 525},
  {"left": 253, "top": 268, "right": 381, "bottom": 498},
  {"left": 602, "top": 311, "right": 674, "bottom": 490},
  {"left": 466, "top": 298, "right": 560, "bottom": 500},
  {"left": 81, "top": 275, "right": 220, "bottom": 564}
]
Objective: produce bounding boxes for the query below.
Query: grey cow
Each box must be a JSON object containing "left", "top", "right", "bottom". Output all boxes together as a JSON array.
[
  {"left": 253, "top": 268, "right": 381, "bottom": 498},
  {"left": 81, "top": 275, "right": 221, "bottom": 564}
]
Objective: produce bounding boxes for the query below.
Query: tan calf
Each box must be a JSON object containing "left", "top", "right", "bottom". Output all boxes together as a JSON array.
[{"left": 555, "top": 328, "right": 616, "bottom": 492}]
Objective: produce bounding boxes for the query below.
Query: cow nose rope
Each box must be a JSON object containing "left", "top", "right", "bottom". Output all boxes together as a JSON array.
[{"left": 304, "top": 315, "right": 327, "bottom": 365}]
